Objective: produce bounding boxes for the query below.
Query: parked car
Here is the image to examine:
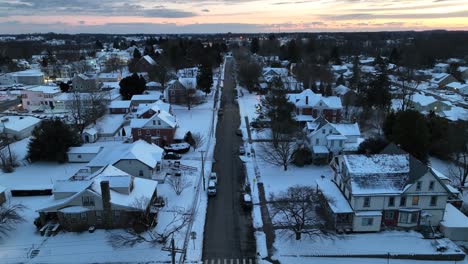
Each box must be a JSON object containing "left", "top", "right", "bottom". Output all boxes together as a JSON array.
[
  {"left": 208, "top": 180, "right": 217, "bottom": 196},
  {"left": 242, "top": 193, "right": 253, "bottom": 210},
  {"left": 239, "top": 146, "right": 246, "bottom": 155},
  {"left": 163, "top": 152, "right": 182, "bottom": 160},
  {"left": 236, "top": 129, "right": 243, "bottom": 137},
  {"left": 209, "top": 172, "right": 218, "bottom": 185}
]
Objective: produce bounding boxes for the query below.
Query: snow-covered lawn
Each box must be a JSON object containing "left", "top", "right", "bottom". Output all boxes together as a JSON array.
[
  {"left": 0, "top": 85, "right": 219, "bottom": 263},
  {"left": 273, "top": 230, "right": 466, "bottom": 263}
]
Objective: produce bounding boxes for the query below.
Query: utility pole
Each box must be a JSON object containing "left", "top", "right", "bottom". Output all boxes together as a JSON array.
[
  {"left": 171, "top": 236, "right": 176, "bottom": 264},
  {"left": 199, "top": 150, "right": 206, "bottom": 191}
]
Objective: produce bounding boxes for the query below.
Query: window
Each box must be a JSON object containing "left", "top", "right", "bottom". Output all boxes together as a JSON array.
[
  {"left": 170, "top": 90, "right": 175, "bottom": 95},
  {"left": 329, "top": 129, "right": 332, "bottom": 134},
  {"left": 388, "top": 197, "right": 395, "bottom": 207},
  {"left": 81, "top": 212, "right": 87, "bottom": 221},
  {"left": 95, "top": 211, "right": 102, "bottom": 222},
  {"left": 385, "top": 211, "right": 394, "bottom": 220},
  {"left": 77, "top": 154, "right": 82, "bottom": 159},
  {"left": 138, "top": 129, "right": 142, "bottom": 136},
  {"left": 362, "top": 218, "right": 374, "bottom": 226},
  {"left": 430, "top": 196, "right": 437, "bottom": 206},
  {"left": 400, "top": 197, "right": 406, "bottom": 207},
  {"left": 412, "top": 196, "right": 419, "bottom": 206},
  {"left": 114, "top": 211, "right": 121, "bottom": 221},
  {"left": 363, "top": 197, "right": 370, "bottom": 207},
  {"left": 331, "top": 140, "right": 335, "bottom": 147},
  {"left": 339, "top": 141, "right": 343, "bottom": 147},
  {"left": 416, "top": 181, "right": 422, "bottom": 191},
  {"left": 158, "top": 120, "right": 161, "bottom": 126},
  {"left": 410, "top": 212, "right": 418, "bottom": 223},
  {"left": 156, "top": 130, "right": 160, "bottom": 136},
  {"left": 322, "top": 129, "right": 325, "bottom": 134},
  {"left": 146, "top": 129, "right": 150, "bottom": 135},
  {"left": 139, "top": 170, "right": 144, "bottom": 176},
  {"left": 152, "top": 120, "right": 156, "bottom": 125},
  {"left": 82, "top": 196, "right": 95, "bottom": 206},
  {"left": 429, "top": 181, "right": 435, "bottom": 191},
  {"left": 315, "top": 138, "right": 319, "bottom": 145}
]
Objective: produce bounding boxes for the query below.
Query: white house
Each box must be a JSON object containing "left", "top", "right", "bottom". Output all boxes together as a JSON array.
[
  {"left": 325, "top": 150, "right": 453, "bottom": 233},
  {"left": 21, "top": 85, "right": 61, "bottom": 111},
  {"left": 67, "top": 146, "right": 103, "bottom": 163},
  {"left": 37, "top": 166, "right": 158, "bottom": 231},
  {"left": 87, "top": 140, "right": 164, "bottom": 180},
  {"left": 433, "top": 63, "right": 450, "bottom": 73},
  {"left": 0, "top": 69, "right": 44, "bottom": 86},
  {"left": 0, "top": 115, "right": 41, "bottom": 140},
  {"left": 306, "top": 117, "right": 361, "bottom": 164}
]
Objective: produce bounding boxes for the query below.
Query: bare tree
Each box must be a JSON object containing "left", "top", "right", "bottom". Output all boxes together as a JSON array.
[
  {"left": 269, "top": 186, "right": 333, "bottom": 240},
  {"left": 191, "top": 132, "right": 206, "bottom": 150},
  {"left": 0, "top": 148, "right": 18, "bottom": 173},
  {"left": 448, "top": 152, "right": 468, "bottom": 191},
  {"left": 68, "top": 90, "right": 107, "bottom": 134},
  {"left": 167, "top": 175, "right": 191, "bottom": 196},
  {"left": 394, "top": 67, "right": 420, "bottom": 111},
  {"left": 108, "top": 206, "right": 191, "bottom": 247},
  {"left": 0, "top": 203, "right": 26, "bottom": 237},
  {"left": 104, "top": 54, "right": 125, "bottom": 75},
  {"left": 258, "top": 133, "right": 295, "bottom": 171}
]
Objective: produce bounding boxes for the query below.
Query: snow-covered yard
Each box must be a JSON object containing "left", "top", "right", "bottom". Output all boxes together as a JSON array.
[
  {"left": 274, "top": 230, "right": 467, "bottom": 264},
  {"left": 0, "top": 83, "right": 219, "bottom": 263}
]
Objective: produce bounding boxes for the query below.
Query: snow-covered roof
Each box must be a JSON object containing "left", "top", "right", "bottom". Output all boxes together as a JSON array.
[
  {"left": 91, "top": 114, "right": 125, "bottom": 135},
  {"left": 0, "top": 185, "right": 7, "bottom": 193},
  {"left": 131, "top": 93, "right": 162, "bottom": 101},
  {"left": 316, "top": 179, "right": 353, "bottom": 214},
  {"left": 287, "top": 89, "right": 342, "bottom": 109},
  {"left": 411, "top": 93, "right": 437, "bottom": 106},
  {"left": 109, "top": 100, "right": 131, "bottom": 109},
  {"left": 0, "top": 115, "right": 41, "bottom": 132},
  {"left": 142, "top": 55, "right": 156, "bottom": 65},
  {"left": 343, "top": 154, "right": 410, "bottom": 195},
  {"left": 344, "top": 154, "right": 409, "bottom": 175},
  {"left": 178, "top": 77, "right": 197, "bottom": 89},
  {"left": 321, "top": 96, "right": 343, "bottom": 109},
  {"left": 446, "top": 82, "right": 468, "bottom": 90},
  {"left": 10, "top": 69, "right": 44, "bottom": 77},
  {"left": 434, "top": 63, "right": 449, "bottom": 68},
  {"left": 331, "top": 65, "right": 348, "bottom": 72},
  {"left": 130, "top": 110, "right": 177, "bottom": 129},
  {"left": 59, "top": 206, "right": 90, "bottom": 213},
  {"left": 29, "top": 85, "right": 61, "bottom": 94},
  {"left": 118, "top": 140, "right": 163, "bottom": 168},
  {"left": 312, "top": 145, "right": 329, "bottom": 154},
  {"left": 135, "top": 100, "right": 171, "bottom": 116},
  {"left": 441, "top": 203, "right": 468, "bottom": 228},
  {"left": 53, "top": 180, "right": 92, "bottom": 194},
  {"left": 441, "top": 106, "right": 468, "bottom": 121},
  {"left": 334, "top": 85, "right": 350, "bottom": 96},
  {"left": 355, "top": 211, "right": 382, "bottom": 216},
  {"left": 331, "top": 123, "right": 360, "bottom": 137},
  {"left": 262, "top": 67, "right": 288, "bottom": 77},
  {"left": 67, "top": 146, "right": 102, "bottom": 154},
  {"left": 146, "top": 81, "right": 161, "bottom": 87},
  {"left": 431, "top": 73, "right": 451, "bottom": 84}
]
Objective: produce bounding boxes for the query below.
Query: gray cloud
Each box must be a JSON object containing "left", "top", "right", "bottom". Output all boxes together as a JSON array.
[
  {"left": 322, "top": 10, "right": 468, "bottom": 20},
  {"left": 0, "top": 0, "right": 196, "bottom": 18}
]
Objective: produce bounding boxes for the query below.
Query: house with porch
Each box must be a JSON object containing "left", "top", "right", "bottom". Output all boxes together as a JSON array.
[
  {"left": 36, "top": 165, "right": 158, "bottom": 231},
  {"left": 324, "top": 153, "right": 453, "bottom": 233},
  {"left": 306, "top": 117, "right": 361, "bottom": 164},
  {"left": 287, "top": 89, "right": 343, "bottom": 123}
]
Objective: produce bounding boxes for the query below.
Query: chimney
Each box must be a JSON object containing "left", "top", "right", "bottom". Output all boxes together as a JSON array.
[
  {"left": 305, "top": 96, "right": 309, "bottom": 105},
  {"left": 100, "top": 181, "right": 112, "bottom": 228}
]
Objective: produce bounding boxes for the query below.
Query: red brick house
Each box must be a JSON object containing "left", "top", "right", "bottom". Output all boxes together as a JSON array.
[
  {"left": 130, "top": 110, "right": 177, "bottom": 146},
  {"left": 288, "top": 89, "right": 343, "bottom": 123}
]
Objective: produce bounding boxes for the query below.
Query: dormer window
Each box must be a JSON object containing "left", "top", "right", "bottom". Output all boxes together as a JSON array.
[{"left": 416, "top": 181, "right": 422, "bottom": 191}]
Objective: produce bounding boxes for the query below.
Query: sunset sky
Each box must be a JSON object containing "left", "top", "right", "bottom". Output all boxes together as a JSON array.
[{"left": 0, "top": 0, "right": 467, "bottom": 34}]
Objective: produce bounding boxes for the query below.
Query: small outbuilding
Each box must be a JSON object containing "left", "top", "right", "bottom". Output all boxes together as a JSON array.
[
  {"left": 67, "top": 146, "right": 103, "bottom": 163},
  {"left": 440, "top": 203, "right": 468, "bottom": 241}
]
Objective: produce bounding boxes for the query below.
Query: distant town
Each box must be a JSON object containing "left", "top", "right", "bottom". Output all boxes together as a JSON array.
[{"left": 0, "top": 31, "right": 467, "bottom": 264}]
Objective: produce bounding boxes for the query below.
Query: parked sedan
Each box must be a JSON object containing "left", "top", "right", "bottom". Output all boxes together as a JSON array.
[{"left": 163, "top": 152, "right": 182, "bottom": 160}]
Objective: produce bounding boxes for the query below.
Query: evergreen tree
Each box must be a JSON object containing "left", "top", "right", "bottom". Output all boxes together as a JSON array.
[
  {"left": 95, "top": 40, "right": 103, "bottom": 50},
  {"left": 387, "top": 110, "right": 430, "bottom": 162},
  {"left": 318, "top": 82, "right": 325, "bottom": 95},
  {"left": 250, "top": 37, "right": 260, "bottom": 54},
  {"left": 119, "top": 73, "right": 146, "bottom": 100},
  {"left": 113, "top": 40, "right": 120, "bottom": 50},
  {"left": 27, "top": 119, "right": 80, "bottom": 163},
  {"left": 258, "top": 91, "right": 297, "bottom": 138},
  {"left": 325, "top": 83, "right": 333, "bottom": 96},
  {"left": 330, "top": 46, "right": 342, "bottom": 65},
  {"left": 59, "top": 81, "right": 71, "bottom": 93},
  {"left": 133, "top": 48, "right": 142, "bottom": 60},
  {"left": 389, "top": 47, "right": 400, "bottom": 65},
  {"left": 349, "top": 56, "right": 361, "bottom": 91},
  {"left": 287, "top": 39, "right": 300, "bottom": 63},
  {"left": 336, "top": 74, "right": 345, "bottom": 86},
  {"left": 130, "top": 40, "right": 137, "bottom": 47},
  {"left": 197, "top": 62, "right": 213, "bottom": 94}
]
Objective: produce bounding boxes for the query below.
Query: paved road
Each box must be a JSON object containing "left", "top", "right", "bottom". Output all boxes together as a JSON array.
[{"left": 203, "top": 57, "right": 256, "bottom": 260}]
